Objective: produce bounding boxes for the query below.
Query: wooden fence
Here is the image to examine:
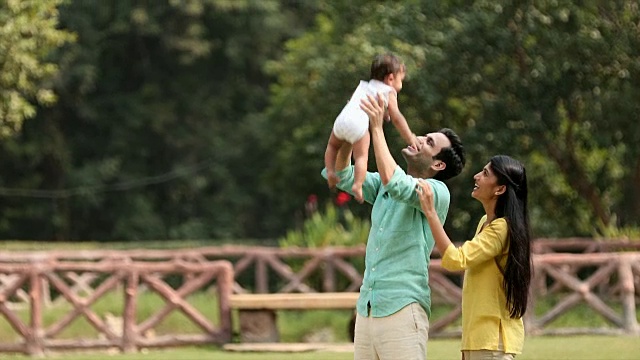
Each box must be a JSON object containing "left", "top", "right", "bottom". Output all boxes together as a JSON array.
[
  {"left": 0, "top": 258, "right": 233, "bottom": 356},
  {"left": 0, "top": 239, "right": 638, "bottom": 354}
]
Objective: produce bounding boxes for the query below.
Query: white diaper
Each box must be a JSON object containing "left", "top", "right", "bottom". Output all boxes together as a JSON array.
[{"left": 333, "top": 81, "right": 392, "bottom": 143}]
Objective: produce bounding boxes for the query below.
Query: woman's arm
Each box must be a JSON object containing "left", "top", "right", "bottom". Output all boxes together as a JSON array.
[
  {"left": 416, "top": 179, "right": 453, "bottom": 256},
  {"left": 417, "top": 179, "right": 507, "bottom": 270}
]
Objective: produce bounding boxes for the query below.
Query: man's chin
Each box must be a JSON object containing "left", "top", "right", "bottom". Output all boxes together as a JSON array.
[{"left": 401, "top": 148, "right": 416, "bottom": 160}]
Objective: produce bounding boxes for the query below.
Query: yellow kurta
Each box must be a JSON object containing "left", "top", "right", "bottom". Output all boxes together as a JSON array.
[{"left": 441, "top": 215, "right": 524, "bottom": 354}]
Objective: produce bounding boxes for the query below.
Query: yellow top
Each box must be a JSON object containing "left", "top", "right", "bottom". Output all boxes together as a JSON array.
[{"left": 442, "top": 215, "right": 524, "bottom": 354}]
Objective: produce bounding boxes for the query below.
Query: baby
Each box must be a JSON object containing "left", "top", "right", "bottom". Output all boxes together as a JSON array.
[{"left": 324, "top": 53, "right": 417, "bottom": 203}]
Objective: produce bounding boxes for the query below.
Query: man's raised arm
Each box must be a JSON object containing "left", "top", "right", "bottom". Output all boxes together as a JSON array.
[{"left": 360, "top": 94, "right": 397, "bottom": 185}]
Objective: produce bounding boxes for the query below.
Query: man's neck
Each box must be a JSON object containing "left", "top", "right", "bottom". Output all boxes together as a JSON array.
[{"left": 407, "top": 167, "right": 433, "bottom": 179}]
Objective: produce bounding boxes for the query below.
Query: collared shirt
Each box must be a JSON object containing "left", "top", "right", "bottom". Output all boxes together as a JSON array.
[
  {"left": 442, "top": 215, "right": 525, "bottom": 354},
  {"left": 322, "top": 165, "right": 450, "bottom": 318}
]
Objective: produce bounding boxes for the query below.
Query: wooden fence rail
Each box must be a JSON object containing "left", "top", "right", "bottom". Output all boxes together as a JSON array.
[
  {"left": 0, "top": 240, "right": 638, "bottom": 354},
  {"left": 526, "top": 252, "right": 640, "bottom": 336},
  {"left": 0, "top": 259, "right": 233, "bottom": 356}
]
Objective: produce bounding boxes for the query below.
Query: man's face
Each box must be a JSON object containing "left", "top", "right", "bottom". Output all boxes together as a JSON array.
[{"left": 401, "top": 132, "right": 451, "bottom": 170}]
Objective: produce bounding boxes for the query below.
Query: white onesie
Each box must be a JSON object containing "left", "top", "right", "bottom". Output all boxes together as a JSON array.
[{"left": 333, "top": 79, "right": 395, "bottom": 144}]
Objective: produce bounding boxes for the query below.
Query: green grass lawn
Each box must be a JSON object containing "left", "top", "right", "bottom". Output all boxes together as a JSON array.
[{"left": 3, "top": 336, "right": 639, "bottom": 359}]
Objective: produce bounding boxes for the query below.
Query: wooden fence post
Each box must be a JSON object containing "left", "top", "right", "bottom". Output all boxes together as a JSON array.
[
  {"left": 619, "top": 255, "right": 639, "bottom": 335},
  {"left": 27, "top": 258, "right": 45, "bottom": 356},
  {"left": 217, "top": 261, "right": 233, "bottom": 343},
  {"left": 323, "top": 252, "right": 336, "bottom": 292},
  {"left": 256, "top": 254, "right": 268, "bottom": 293},
  {"left": 122, "top": 267, "right": 138, "bottom": 353}
]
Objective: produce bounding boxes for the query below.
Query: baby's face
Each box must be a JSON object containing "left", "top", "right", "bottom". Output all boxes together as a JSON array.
[{"left": 390, "top": 68, "right": 406, "bottom": 92}]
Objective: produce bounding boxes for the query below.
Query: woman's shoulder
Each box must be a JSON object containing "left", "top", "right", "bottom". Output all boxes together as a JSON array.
[
  {"left": 486, "top": 217, "right": 509, "bottom": 238},
  {"left": 475, "top": 215, "right": 508, "bottom": 235}
]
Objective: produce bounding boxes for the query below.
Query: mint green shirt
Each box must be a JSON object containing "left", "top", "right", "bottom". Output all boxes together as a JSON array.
[{"left": 322, "top": 165, "right": 450, "bottom": 318}]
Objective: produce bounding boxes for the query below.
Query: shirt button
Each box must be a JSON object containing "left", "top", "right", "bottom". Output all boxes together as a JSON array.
[
  {"left": 369, "top": 287, "right": 372, "bottom": 291},
  {"left": 372, "top": 267, "right": 376, "bottom": 271},
  {"left": 376, "top": 247, "right": 379, "bottom": 251}
]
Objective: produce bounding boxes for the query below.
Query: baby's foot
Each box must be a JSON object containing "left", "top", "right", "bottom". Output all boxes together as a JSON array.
[{"left": 352, "top": 184, "right": 364, "bottom": 203}]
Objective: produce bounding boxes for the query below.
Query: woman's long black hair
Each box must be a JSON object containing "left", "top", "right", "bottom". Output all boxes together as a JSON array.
[{"left": 490, "top": 155, "right": 532, "bottom": 319}]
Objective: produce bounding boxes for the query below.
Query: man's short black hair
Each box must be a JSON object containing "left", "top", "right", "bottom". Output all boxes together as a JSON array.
[{"left": 433, "top": 128, "right": 465, "bottom": 181}]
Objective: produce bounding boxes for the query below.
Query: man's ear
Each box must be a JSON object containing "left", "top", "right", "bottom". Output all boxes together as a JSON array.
[{"left": 431, "top": 160, "right": 446, "bottom": 172}]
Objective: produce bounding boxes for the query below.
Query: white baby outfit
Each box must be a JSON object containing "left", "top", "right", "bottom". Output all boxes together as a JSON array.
[{"left": 333, "top": 80, "right": 395, "bottom": 143}]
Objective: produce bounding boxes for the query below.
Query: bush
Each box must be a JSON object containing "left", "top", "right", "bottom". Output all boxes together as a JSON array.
[{"left": 279, "top": 201, "right": 369, "bottom": 248}]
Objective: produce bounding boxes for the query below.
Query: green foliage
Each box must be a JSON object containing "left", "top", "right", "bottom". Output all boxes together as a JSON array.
[
  {"left": 597, "top": 221, "right": 640, "bottom": 243},
  {"left": 0, "top": 238, "right": 272, "bottom": 251},
  {"left": 278, "top": 203, "right": 370, "bottom": 248},
  {"left": 0, "top": 0, "right": 74, "bottom": 134},
  {"left": 0, "top": 0, "right": 319, "bottom": 241},
  {"left": 1, "top": 0, "right": 640, "bottom": 242},
  {"left": 265, "top": 0, "right": 640, "bottom": 241}
]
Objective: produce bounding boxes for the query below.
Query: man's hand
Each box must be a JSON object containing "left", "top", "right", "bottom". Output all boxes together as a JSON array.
[
  {"left": 360, "top": 93, "right": 396, "bottom": 185},
  {"left": 360, "top": 93, "right": 386, "bottom": 131}
]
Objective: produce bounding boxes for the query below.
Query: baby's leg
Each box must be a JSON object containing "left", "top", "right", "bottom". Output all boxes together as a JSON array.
[
  {"left": 324, "top": 131, "right": 344, "bottom": 188},
  {"left": 351, "top": 131, "right": 370, "bottom": 203}
]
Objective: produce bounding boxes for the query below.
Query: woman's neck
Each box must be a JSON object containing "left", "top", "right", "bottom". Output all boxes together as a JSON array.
[{"left": 482, "top": 200, "right": 497, "bottom": 223}]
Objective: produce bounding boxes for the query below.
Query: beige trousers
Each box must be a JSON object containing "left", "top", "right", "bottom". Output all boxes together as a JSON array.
[{"left": 354, "top": 302, "right": 429, "bottom": 360}]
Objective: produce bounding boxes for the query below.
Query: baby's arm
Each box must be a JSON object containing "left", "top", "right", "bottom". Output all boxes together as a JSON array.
[{"left": 387, "top": 94, "right": 417, "bottom": 147}]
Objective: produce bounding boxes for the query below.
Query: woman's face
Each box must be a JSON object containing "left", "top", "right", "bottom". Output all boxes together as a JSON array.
[{"left": 471, "top": 162, "right": 502, "bottom": 202}]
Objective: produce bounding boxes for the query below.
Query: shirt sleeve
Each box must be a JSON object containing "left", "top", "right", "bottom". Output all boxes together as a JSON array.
[
  {"left": 442, "top": 217, "right": 508, "bottom": 271},
  {"left": 383, "top": 166, "right": 450, "bottom": 223}
]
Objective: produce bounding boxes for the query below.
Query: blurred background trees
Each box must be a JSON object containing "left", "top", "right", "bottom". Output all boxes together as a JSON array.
[
  {"left": 0, "top": 0, "right": 637, "bottom": 242},
  {"left": 0, "top": 0, "right": 74, "bottom": 135}
]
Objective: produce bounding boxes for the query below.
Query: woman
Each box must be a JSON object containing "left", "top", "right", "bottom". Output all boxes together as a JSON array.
[{"left": 416, "top": 155, "right": 532, "bottom": 360}]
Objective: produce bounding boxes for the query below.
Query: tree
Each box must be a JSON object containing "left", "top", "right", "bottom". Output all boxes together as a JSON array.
[
  {"left": 0, "top": 0, "right": 74, "bottom": 135},
  {"left": 2, "top": 0, "right": 638, "bottom": 242},
  {"left": 419, "top": 1, "right": 640, "bottom": 235},
  {"left": 0, "top": 0, "right": 319, "bottom": 241},
  {"left": 264, "top": 0, "right": 640, "bottom": 240}
]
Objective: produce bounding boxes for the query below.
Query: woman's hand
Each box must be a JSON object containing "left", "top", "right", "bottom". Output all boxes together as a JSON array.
[
  {"left": 416, "top": 179, "right": 436, "bottom": 215},
  {"left": 417, "top": 178, "right": 453, "bottom": 256}
]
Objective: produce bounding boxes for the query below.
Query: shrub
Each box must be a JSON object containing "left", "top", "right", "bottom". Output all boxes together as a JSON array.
[{"left": 279, "top": 201, "right": 369, "bottom": 248}]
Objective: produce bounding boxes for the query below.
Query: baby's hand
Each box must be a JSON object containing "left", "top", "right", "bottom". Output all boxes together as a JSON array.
[{"left": 408, "top": 133, "right": 418, "bottom": 149}]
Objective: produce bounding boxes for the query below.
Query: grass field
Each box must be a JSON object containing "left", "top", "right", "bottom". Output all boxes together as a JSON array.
[{"left": 3, "top": 335, "right": 639, "bottom": 359}]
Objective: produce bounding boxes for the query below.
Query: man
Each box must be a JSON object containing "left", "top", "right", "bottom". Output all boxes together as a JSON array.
[{"left": 322, "top": 94, "right": 465, "bottom": 359}]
